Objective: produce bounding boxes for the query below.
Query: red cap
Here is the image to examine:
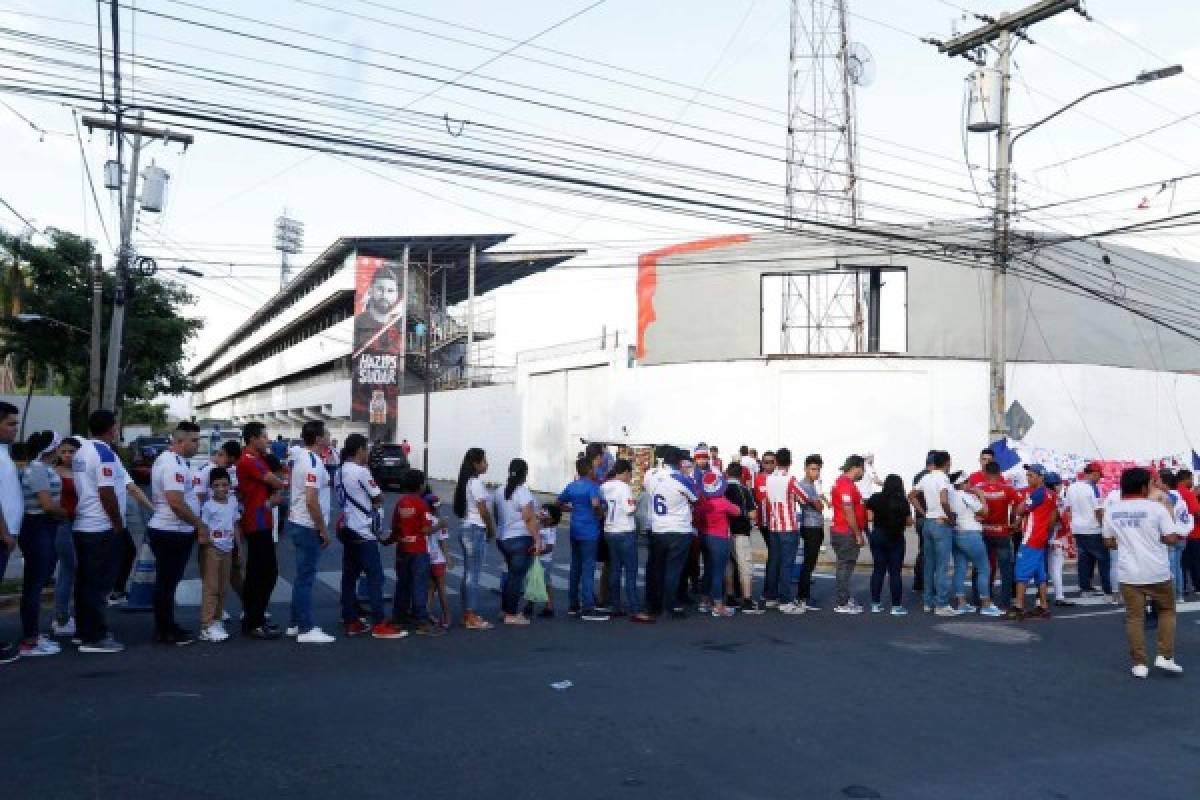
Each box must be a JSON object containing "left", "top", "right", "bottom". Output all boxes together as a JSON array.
[{"left": 1082, "top": 461, "right": 1103, "bottom": 474}]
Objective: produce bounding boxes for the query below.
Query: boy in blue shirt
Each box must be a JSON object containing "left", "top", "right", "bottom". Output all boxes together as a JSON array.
[{"left": 558, "top": 457, "right": 607, "bottom": 621}]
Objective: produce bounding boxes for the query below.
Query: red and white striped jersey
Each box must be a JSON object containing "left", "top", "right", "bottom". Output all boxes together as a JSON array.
[{"left": 765, "top": 469, "right": 814, "bottom": 533}]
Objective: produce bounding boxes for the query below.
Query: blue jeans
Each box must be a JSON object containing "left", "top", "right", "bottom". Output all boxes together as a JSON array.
[
  {"left": 287, "top": 522, "right": 322, "bottom": 633},
  {"left": 395, "top": 551, "right": 431, "bottom": 621},
  {"left": 702, "top": 534, "right": 731, "bottom": 604},
  {"left": 569, "top": 537, "right": 600, "bottom": 610},
  {"left": 921, "top": 520, "right": 954, "bottom": 608},
  {"left": 768, "top": 532, "right": 800, "bottom": 604},
  {"left": 1169, "top": 541, "right": 1186, "bottom": 599},
  {"left": 952, "top": 531, "right": 991, "bottom": 602},
  {"left": 498, "top": 536, "right": 534, "bottom": 615},
  {"left": 341, "top": 537, "right": 385, "bottom": 624},
  {"left": 985, "top": 536, "right": 1015, "bottom": 608},
  {"left": 1074, "top": 534, "right": 1112, "bottom": 594},
  {"left": 459, "top": 523, "right": 488, "bottom": 613},
  {"left": 762, "top": 528, "right": 780, "bottom": 601},
  {"left": 605, "top": 532, "right": 640, "bottom": 613},
  {"left": 19, "top": 515, "right": 57, "bottom": 641},
  {"left": 54, "top": 521, "right": 75, "bottom": 624}
]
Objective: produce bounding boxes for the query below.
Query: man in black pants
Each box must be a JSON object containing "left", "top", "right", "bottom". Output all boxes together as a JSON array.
[
  {"left": 910, "top": 450, "right": 938, "bottom": 593},
  {"left": 146, "top": 421, "right": 207, "bottom": 645},
  {"left": 795, "top": 454, "right": 828, "bottom": 611},
  {"left": 236, "top": 422, "right": 286, "bottom": 639}
]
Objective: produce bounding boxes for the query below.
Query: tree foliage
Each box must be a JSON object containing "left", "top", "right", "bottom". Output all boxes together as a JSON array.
[{"left": 0, "top": 229, "right": 201, "bottom": 430}]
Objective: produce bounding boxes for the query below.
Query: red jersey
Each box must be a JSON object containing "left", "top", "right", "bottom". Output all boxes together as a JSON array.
[
  {"left": 977, "top": 478, "right": 1020, "bottom": 538},
  {"left": 236, "top": 450, "right": 274, "bottom": 533},
  {"left": 1180, "top": 486, "right": 1200, "bottom": 540},
  {"left": 1020, "top": 487, "right": 1057, "bottom": 549},
  {"left": 391, "top": 493, "right": 431, "bottom": 553},
  {"left": 967, "top": 470, "right": 986, "bottom": 487},
  {"left": 753, "top": 471, "right": 771, "bottom": 528},
  {"left": 830, "top": 474, "right": 866, "bottom": 534}
]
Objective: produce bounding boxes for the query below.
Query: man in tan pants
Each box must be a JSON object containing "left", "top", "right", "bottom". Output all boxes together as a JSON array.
[{"left": 1103, "top": 466, "right": 1184, "bottom": 678}]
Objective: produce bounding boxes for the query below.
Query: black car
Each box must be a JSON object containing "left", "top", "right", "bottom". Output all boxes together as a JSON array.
[
  {"left": 369, "top": 444, "right": 411, "bottom": 490},
  {"left": 129, "top": 435, "right": 170, "bottom": 485}
]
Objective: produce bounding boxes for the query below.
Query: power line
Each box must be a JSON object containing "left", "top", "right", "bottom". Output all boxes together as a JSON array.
[{"left": 71, "top": 109, "right": 113, "bottom": 250}]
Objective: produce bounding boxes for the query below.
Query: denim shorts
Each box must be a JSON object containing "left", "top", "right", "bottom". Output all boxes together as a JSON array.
[{"left": 1014, "top": 545, "right": 1047, "bottom": 585}]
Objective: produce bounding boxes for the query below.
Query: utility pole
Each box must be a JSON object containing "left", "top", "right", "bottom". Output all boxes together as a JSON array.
[
  {"left": 929, "top": 0, "right": 1085, "bottom": 442},
  {"left": 88, "top": 253, "right": 104, "bottom": 412},
  {"left": 423, "top": 249, "right": 433, "bottom": 475}
]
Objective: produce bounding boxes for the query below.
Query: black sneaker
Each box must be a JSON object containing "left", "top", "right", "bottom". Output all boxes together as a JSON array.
[
  {"left": 155, "top": 629, "right": 194, "bottom": 647},
  {"left": 739, "top": 599, "right": 757, "bottom": 614},
  {"left": 79, "top": 635, "right": 125, "bottom": 654},
  {"left": 248, "top": 625, "right": 282, "bottom": 641},
  {"left": 669, "top": 607, "right": 688, "bottom": 619},
  {"left": 567, "top": 607, "right": 581, "bottom": 617},
  {"left": 581, "top": 608, "right": 610, "bottom": 621},
  {"left": 106, "top": 592, "right": 128, "bottom": 607},
  {"left": 0, "top": 641, "right": 17, "bottom": 664},
  {"left": 171, "top": 627, "right": 196, "bottom": 646},
  {"left": 538, "top": 608, "right": 556, "bottom": 618}
]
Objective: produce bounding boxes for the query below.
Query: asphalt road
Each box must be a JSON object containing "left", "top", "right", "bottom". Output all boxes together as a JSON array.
[{"left": 3, "top": 489, "right": 1199, "bottom": 800}]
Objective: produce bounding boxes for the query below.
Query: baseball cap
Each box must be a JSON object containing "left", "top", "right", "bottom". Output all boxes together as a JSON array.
[
  {"left": 700, "top": 470, "right": 727, "bottom": 498},
  {"left": 1024, "top": 463, "right": 1046, "bottom": 477},
  {"left": 1082, "top": 461, "right": 1103, "bottom": 475},
  {"left": 693, "top": 442, "right": 710, "bottom": 458},
  {"left": 1044, "top": 471, "right": 1063, "bottom": 487}
]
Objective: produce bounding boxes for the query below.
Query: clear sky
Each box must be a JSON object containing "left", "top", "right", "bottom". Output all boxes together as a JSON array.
[{"left": 2, "top": 0, "right": 1199, "bottom": 416}]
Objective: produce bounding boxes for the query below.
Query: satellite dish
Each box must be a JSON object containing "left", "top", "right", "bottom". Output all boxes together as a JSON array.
[{"left": 846, "top": 42, "right": 876, "bottom": 87}]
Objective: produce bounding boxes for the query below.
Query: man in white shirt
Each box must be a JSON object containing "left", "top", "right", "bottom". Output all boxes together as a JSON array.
[
  {"left": 1104, "top": 466, "right": 1184, "bottom": 678},
  {"left": 645, "top": 447, "right": 697, "bottom": 617},
  {"left": 908, "top": 450, "right": 957, "bottom": 615},
  {"left": 72, "top": 410, "right": 128, "bottom": 654},
  {"left": 1067, "top": 462, "right": 1111, "bottom": 599},
  {"left": 0, "top": 402, "right": 22, "bottom": 664},
  {"left": 287, "top": 420, "right": 334, "bottom": 644},
  {"left": 147, "top": 421, "right": 206, "bottom": 646}
]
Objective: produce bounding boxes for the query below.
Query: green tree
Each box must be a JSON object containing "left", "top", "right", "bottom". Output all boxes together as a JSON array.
[{"left": 0, "top": 230, "right": 201, "bottom": 431}]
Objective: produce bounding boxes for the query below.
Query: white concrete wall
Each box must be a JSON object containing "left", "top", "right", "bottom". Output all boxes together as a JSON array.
[
  {"left": 1, "top": 394, "right": 71, "bottom": 437},
  {"left": 402, "top": 356, "right": 1200, "bottom": 493},
  {"left": 395, "top": 384, "right": 521, "bottom": 485}
]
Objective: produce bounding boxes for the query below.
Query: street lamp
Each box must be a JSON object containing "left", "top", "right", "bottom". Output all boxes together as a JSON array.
[{"left": 15, "top": 313, "right": 90, "bottom": 337}]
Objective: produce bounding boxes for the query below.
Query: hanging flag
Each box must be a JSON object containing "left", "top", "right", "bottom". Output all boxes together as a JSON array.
[{"left": 1192, "top": 449, "right": 1200, "bottom": 470}]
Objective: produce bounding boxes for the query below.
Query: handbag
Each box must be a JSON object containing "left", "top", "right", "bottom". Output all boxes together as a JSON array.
[
  {"left": 339, "top": 466, "right": 383, "bottom": 539},
  {"left": 523, "top": 557, "right": 549, "bottom": 604}
]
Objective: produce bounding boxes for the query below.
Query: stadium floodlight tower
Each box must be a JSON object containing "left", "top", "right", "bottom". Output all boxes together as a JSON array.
[{"left": 274, "top": 211, "right": 305, "bottom": 288}]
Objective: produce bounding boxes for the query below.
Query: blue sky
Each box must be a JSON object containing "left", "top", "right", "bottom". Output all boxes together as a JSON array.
[{"left": 2, "top": 0, "right": 1199, "bottom": 398}]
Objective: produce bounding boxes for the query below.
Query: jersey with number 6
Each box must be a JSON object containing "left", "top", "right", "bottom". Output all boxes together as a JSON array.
[{"left": 649, "top": 471, "right": 697, "bottom": 533}]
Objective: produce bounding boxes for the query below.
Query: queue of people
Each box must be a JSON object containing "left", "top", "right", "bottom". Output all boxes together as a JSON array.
[{"left": 0, "top": 401, "right": 1191, "bottom": 678}]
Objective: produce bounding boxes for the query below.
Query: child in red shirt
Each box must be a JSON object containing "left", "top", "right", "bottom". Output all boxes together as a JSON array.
[{"left": 387, "top": 469, "right": 439, "bottom": 636}]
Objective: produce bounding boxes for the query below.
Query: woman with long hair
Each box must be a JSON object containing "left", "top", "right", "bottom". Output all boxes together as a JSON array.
[
  {"left": 51, "top": 437, "right": 80, "bottom": 637},
  {"left": 865, "top": 474, "right": 912, "bottom": 615},
  {"left": 18, "top": 431, "right": 69, "bottom": 656},
  {"left": 453, "top": 447, "right": 495, "bottom": 630},
  {"left": 492, "top": 459, "right": 542, "bottom": 625}
]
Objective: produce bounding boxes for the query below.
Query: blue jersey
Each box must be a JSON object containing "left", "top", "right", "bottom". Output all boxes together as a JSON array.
[{"left": 557, "top": 479, "right": 603, "bottom": 541}]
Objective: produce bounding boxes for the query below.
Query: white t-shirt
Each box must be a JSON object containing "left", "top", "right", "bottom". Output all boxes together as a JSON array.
[
  {"left": 740, "top": 455, "right": 759, "bottom": 477},
  {"left": 950, "top": 488, "right": 983, "bottom": 532},
  {"left": 916, "top": 471, "right": 952, "bottom": 520},
  {"left": 195, "top": 460, "right": 238, "bottom": 503},
  {"left": 200, "top": 497, "right": 237, "bottom": 553},
  {"left": 601, "top": 479, "right": 637, "bottom": 533},
  {"left": 1065, "top": 480, "right": 1102, "bottom": 535},
  {"left": 73, "top": 438, "right": 123, "bottom": 533},
  {"left": 0, "top": 442, "right": 22, "bottom": 537},
  {"left": 428, "top": 529, "right": 449, "bottom": 565},
  {"left": 337, "top": 462, "right": 382, "bottom": 539},
  {"left": 289, "top": 449, "right": 331, "bottom": 529},
  {"left": 463, "top": 476, "right": 489, "bottom": 527},
  {"left": 1104, "top": 497, "right": 1175, "bottom": 585},
  {"left": 1168, "top": 490, "right": 1193, "bottom": 537},
  {"left": 493, "top": 484, "right": 535, "bottom": 540},
  {"left": 148, "top": 451, "right": 199, "bottom": 533},
  {"left": 649, "top": 472, "right": 696, "bottom": 533},
  {"left": 114, "top": 460, "right": 132, "bottom": 523}
]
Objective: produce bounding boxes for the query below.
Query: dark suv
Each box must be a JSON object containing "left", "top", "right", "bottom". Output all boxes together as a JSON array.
[
  {"left": 129, "top": 435, "right": 170, "bottom": 485},
  {"left": 369, "top": 444, "right": 410, "bottom": 490}
]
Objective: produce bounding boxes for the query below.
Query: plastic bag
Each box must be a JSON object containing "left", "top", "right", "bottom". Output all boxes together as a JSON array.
[{"left": 523, "top": 557, "right": 549, "bottom": 604}]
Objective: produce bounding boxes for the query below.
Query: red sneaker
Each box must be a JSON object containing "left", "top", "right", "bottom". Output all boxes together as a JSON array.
[
  {"left": 344, "top": 620, "right": 371, "bottom": 637},
  {"left": 630, "top": 613, "right": 657, "bottom": 624},
  {"left": 370, "top": 622, "right": 409, "bottom": 640}
]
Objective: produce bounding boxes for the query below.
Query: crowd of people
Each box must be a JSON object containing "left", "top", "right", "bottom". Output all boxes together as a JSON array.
[{"left": 0, "top": 401, "right": 1192, "bottom": 677}]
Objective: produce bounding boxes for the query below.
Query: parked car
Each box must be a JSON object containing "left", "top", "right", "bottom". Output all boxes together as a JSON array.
[
  {"left": 369, "top": 443, "right": 410, "bottom": 490},
  {"left": 129, "top": 435, "right": 170, "bottom": 485}
]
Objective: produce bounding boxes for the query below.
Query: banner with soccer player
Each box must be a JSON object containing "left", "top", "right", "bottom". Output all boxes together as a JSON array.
[{"left": 351, "top": 255, "right": 406, "bottom": 443}]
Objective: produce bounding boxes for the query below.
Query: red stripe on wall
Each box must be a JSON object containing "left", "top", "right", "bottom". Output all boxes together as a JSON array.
[{"left": 635, "top": 234, "right": 752, "bottom": 359}]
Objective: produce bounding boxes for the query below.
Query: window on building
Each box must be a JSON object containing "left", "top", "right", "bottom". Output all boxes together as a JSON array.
[{"left": 760, "top": 268, "right": 907, "bottom": 355}]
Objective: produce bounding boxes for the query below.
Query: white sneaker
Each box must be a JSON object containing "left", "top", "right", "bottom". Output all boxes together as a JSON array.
[
  {"left": 20, "top": 638, "right": 61, "bottom": 657},
  {"left": 1154, "top": 656, "right": 1183, "bottom": 674},
  {"left": 833, "top": 604, "right": 863, "bottom": 615},
  {"left": 199, "top": 624, "right": 229, "bottom": 643},
  {"left": 1131, "top": 664, "right": 1149, "bottom": 678},
  {"left": 221, "top": 611, "right": 231, "bottom": 622},
  {"left": 934, "top": 606, "right": 961, "bottom": 617},
  {"left": 37, "top": 635, "right": 62, "bottom": 653},
  {"left": 52, "top": 618, "right": 76, "bottom": 637},
  {"left": 778, "top": 602, "right": 806, "bottom": 615},
  {"left": 285, "top": 626, "right": 299, "bottom": 637},
  {"left": 297, "top": 627, "right": 335, "bottom": 644}
]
